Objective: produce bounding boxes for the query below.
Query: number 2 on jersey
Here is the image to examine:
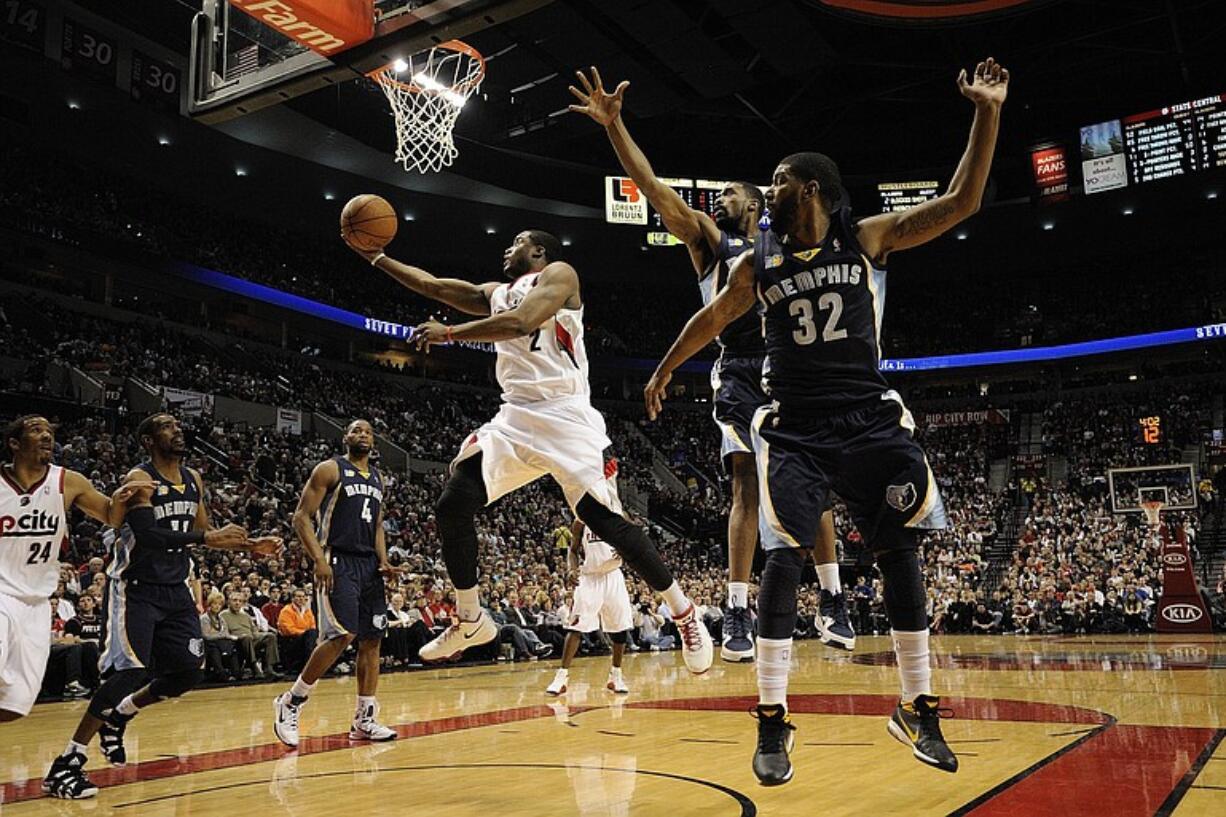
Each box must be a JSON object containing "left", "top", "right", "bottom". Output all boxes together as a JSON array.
[{"left": 789, "top": 293, "right": 847, "bottom": 345}]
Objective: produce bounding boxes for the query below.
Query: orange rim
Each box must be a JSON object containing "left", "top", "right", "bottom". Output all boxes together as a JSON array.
[{"left": 367, "top": 39, "right": 486, "bottom": 94}]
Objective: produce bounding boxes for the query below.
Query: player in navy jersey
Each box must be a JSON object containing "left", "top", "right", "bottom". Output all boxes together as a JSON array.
[
  {"left": 570, "top": 67, "right": 852, "bottom": 661},
  {"left": 274, "top": 419, "right": 403, "bottom": 747},
  {"left": 645, "top": 58, "right": 1010, "bottom": 783},
  {"left": 45, "top": 413, "right": 277, "bottom": 799}
]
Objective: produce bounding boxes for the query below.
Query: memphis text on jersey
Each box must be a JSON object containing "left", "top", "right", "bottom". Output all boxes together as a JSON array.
[
  {"left": 760, "top": 259, "right": 863, "bottom": 307},
  {"left": 341, "top": 482, "right": 383, "bottom": 502}
]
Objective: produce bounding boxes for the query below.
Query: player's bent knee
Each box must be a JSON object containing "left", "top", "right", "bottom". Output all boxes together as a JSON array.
[
  {"left": 758, "top": 548, "right": 807, "bottom": 639},
  {"left": 88, "top": 668, "right": 147, "bottom": 718},
  {"left": 148, "top": 669, "right": 202, "bottom": 701},
  {"left": 576, "top": 495, "right": 673, "bottom": 592},
  {"left": 876, "top": 547, "right": 927, "bottom": 631}
]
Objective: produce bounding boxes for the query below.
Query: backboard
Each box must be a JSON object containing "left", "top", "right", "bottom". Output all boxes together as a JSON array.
[
  {"left": 187, "top": 0, "right": 550, "bottom": 123},
  {"left": 1107, "top": 464, "right": 1198, "bottom": 514}
]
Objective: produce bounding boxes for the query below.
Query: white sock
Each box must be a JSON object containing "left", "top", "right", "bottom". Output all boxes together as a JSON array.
[
  {"left": 660, "top": 582, "right": 689, "bottom": 615},
  {"left": 891, "top": 629, "right": 932, "bottom": 700},
  {"left": 62, "top": 740, "right": 88, "bottom": 757},
  {"left": 556, "top": 668, "right": 569, "bottom": 677},
  {"left": 355, "top": 695, "right": 377, "bottom": 720},
  {"left": 116, "top": 695, "right": 139, "bottom": 716},
  {"left": 756, "top": 637, "right": 793, "bottom": 706},
  {"left": 455, "top": 586, "right": 481, "bottom": 622},
  {"left": 290, "top": 676, "right": 316, "bottom": 700},
  {"left": 817, "top": 563, "right": 841, "bottom": 595},
  {"left": 727, "top": 581, "right": 749, "bottom": 609}
]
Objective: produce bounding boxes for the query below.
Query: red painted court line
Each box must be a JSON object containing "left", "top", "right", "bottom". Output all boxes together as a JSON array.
[
  {"left": 0, "top": 704, "right": 585, "bottom": 805},
  {"left": 629, "top": 695, "right": 1110, "bottom": 725},
  {"left": 961, "top": 725, "right": 1221, "bottom": 817}
]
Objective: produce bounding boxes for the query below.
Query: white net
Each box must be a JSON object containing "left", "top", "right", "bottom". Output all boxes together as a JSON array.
[{"left": 369, "top": 40, "right": 485, "bottom": 174}]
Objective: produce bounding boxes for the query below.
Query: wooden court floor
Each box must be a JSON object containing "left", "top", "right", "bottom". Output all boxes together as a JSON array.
[{"left": 2, "top": 635, "right": 1224, "bottom": 816}]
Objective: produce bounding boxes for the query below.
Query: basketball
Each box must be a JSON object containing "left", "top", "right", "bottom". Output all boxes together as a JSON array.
[{"left": 340, "top": 194, "right": 398, "bottom": 252}]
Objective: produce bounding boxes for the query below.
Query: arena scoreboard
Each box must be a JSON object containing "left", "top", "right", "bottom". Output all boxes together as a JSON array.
[
  {"left": 1082, "top": 92, "right": 1226, "bottom": 194},
  {"left": 876, "top": 180, "right": 941, "bottom": 213}
]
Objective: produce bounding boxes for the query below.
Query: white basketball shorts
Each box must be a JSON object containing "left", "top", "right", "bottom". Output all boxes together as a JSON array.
[
  {"left": 0, "top": 593, "right": 52, "bottom": 716},
  {"left": 568, "top": 568, "right": 634, "bottom": 634}
]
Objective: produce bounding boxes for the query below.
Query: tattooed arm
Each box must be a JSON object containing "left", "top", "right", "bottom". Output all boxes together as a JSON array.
[{"left": 857, "top": 58, "right": 1009, "bottom": 264}]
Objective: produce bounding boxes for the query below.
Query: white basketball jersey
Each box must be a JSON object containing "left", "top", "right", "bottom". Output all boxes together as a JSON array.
[
  {"left": 580, "top": 524, "right": 622, "bottom": 576},
  {"left": 0, "top": 464, "right": 67, "bottom": 600},
  {"left": 488, "top": 272, "right": 590, "bottom": 405}
]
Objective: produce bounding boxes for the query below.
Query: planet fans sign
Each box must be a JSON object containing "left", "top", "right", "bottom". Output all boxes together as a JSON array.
[{"left": 227, "top": 0, "right": 373, "bottom": 56}]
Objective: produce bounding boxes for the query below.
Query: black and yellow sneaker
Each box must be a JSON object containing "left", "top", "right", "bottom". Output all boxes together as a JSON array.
[
  {"left": 887, "top": 694, "right": 958, "bottom": 773},
  {"left": 751, "top": 704, "right": 797, "bottom": 785}
]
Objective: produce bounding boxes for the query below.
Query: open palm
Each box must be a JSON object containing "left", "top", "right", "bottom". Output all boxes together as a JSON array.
[
  {"left": 568, "top": 66, "right": 629, "bottom": 126},
  {"left": 958, "top": 57, "right": 1009, "bottom": 106}
]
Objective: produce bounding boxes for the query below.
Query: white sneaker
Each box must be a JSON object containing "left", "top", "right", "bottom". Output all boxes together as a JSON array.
[
  {"left": 350, "top": 701, "right": 396, "bottom": 742},
  {"left": 675, "top": 604, "right": 714, "bottom": 675},
  {"left": 419, "top": 611, "right": 499, "bottom": 662},
  {"left": 546, "top": 669, "right": 569, "bottom": 696},
  {"left": 273, "top": 692, "right": 302, "bottom": 748},
  {"left": 606, "top": 669, "right": 629, "bottom": 694}
]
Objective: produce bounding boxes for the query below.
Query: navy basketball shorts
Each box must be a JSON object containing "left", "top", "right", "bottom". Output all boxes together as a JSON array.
[
  {"left": 317, "top": 551, "right": 388, "bottom": 642},
  {"left": 710, "top": 354, "right": 768, "bottom": 463},
  {"left": 100, "top": 579, "right": 204, "bottom": 675},
  {"left": 750, "top": 391, "right": 948, "bottom": 554}
]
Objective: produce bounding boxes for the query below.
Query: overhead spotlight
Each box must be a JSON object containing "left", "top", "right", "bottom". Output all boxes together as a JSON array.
[
  {"left": 403, "top": 213, "right": 416, "bottom": 221},
  {"left": 235, "top": 167, "right": 248, "bottom": 177},
  {"left": 485, "top": 226, "right": 497, "bottom": 234},
  {"left": 562, "top": 238, "right": 572, "bottom": 246},
  {"left": 323, "top": 192, "right": 336, "bottom": 200},
  {"left": 1122, "top": 207, "right": 1134, "bottom": 215},
  {"left": 955, "top": 231, "right": 968, "bottom": 240},
  {"left": 1128, "top": 374, "right": 1138, "bottom": 381},
  {"left": 66, "top": 100, "right": 80, "bottom": 110},
  {"left": 1042, "top": 222, "right": 1054, "bottom": 231},
  {"left": 157, "top": 136, "right": 171, "bottom": 146},
  {"left": 1208, "top": 191, "right": 1220, "bottom": 200},
  {"left": 393, "top": 58, "right": 408, "bottom": 73}
]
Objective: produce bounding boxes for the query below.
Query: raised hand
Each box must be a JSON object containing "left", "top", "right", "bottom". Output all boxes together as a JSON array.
[
  {"left": 567, "top": 66, "right": 629, "bottom": 127},
  {"left": 957, "top": 57, "right": 1009, "bottom": 107}
]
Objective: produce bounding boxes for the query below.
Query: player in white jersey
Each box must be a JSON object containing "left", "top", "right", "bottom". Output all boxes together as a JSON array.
[
  {"left": 345, "top": 228, "right": 712, "bottom": 674},
  {"left": 547, "top": 462, "right": 636, "bottom": 696},
  {"left": 1, "top": 415, "right": 148, "bottom": 721}
]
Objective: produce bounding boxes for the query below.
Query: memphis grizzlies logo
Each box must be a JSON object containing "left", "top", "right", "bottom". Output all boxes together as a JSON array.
[
  {"left": 188, "top": 638, "right": 204, "bottom": 657},
  {"left": 886, "top": 483, "right": 917, "bottom": 513},
  {"left": 372, "top": 613, "right": 388, "bottom": 631}
]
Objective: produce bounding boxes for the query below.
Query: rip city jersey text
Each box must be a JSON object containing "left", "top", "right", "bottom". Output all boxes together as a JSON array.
[
  {"left": 317, "top": 456, "right": 383, "bottom": 554},
  {"left": 753, "top": 206, "right": 891, "bottom": 409},
  {"left": 110, "top": 462, "right": 200, "bottom": 584}
]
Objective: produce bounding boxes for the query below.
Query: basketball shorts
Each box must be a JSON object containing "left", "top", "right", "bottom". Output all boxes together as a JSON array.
[
  {"left": 710, "top": 354, "right": 768, "bottom": 463},
  {"left": 750, "top": 391, "right": 948, "bottom": 555},
  {"left": 0, "top": 592, "right": 52, "bottom": 716},
  {"left": 454, "top": 396, "right": 619, "bottom": 512},
  {"left": 100, "top": 579, "right": 204, "bottom": 675},
  {"left": 567, "top": 568, "right": 634, "bottom": 634},
  {"left": 317, "top": 551, "right": 387, "bottom": 642}
]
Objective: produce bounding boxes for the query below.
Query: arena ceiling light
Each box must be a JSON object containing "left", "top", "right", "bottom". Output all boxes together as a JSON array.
[
  {"left": 1042, "top": 221, "right": 1054, "bottom": 231},
  {"left": 956, "top": 231, "right": 968, "bottom": 240},
  {"left": 235, "top": 167, "right": 248, "bottom": 177},
  {"left": 158, "top": 136, "right": 172, "bottom": 146},
  {"left": 1122, "top": 207, "right": 1134, "bottom": 215},
  {"left": 403, "top": 213, "right": 415, "bottom": 221},
  {"left": 1209, "top": 191, "right": 1219, "bottom": 200},
  {"left": 562, "top": 238, "right": 572, "bottom": 246},
  {"left": 323, "top": 192, "right": 336, "bottom": 200},
  {"left": 485, "top": 226, "right": 496, "bottom": 234},
  {"left": 66, "top": 100, "right": 80, "bottom": 109}
]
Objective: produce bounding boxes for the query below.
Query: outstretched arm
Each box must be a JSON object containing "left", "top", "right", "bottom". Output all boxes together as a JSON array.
[
  {"left": 344, "top": 240, "right": 497, "bottom": 316},
  {"left": 644, "top": 252, "right": 756, "bottom": 419},
  {"left": 857, "top": 58, "right": 1009, "bottom": 263},
  {"left": 412, "top": 262, "right": 579, "bottom": 347},
  {"left": 569, "top": 67, "right": 721, "bottom": 269}
]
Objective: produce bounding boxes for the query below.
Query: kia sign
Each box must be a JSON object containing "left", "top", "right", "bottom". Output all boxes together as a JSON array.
[
  {"left": 1160, "top": 604, "right": 1204, "bottom": 625},
  {"left": 1155, "top": 523, "right": 1212, "bottom": 633}
]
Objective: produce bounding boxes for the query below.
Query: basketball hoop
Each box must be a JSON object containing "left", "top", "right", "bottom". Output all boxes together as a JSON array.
[
  {"left": 1140, "top": 499, "right": 1163, "bottom": 528},
  {"left": 367, "top": 40, "right": 486, "bottom": 174}
]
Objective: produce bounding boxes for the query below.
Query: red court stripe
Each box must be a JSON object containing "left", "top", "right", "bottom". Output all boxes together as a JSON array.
[
  {"left": 1, "top": 704, "right": 584, "bottom": 804},
  {"left": 961, "top": 725, "right": 1220, "bottom": 817}
]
